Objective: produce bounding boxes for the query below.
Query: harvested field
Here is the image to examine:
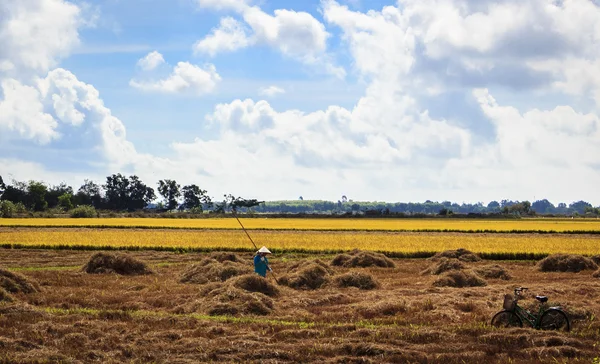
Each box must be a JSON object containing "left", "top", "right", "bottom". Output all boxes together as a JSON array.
[
  {"left": 3, "top": 217, "right": 600, "bottom": 232},
  {"left": 1, "top": 248, "right": 599, "bottom": 363},
  {"left": 3, "top": 228, "right": 600, "bottom": 257}
]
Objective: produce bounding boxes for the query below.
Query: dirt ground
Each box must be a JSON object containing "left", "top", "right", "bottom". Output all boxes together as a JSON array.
[{"left": 1, "top": 249, "right": 599, "bottom": 363}]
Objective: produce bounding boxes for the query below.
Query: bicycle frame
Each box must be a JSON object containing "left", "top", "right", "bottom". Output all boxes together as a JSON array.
[{"left": 511, "top": 302, "right": 545, "bottom": 328}]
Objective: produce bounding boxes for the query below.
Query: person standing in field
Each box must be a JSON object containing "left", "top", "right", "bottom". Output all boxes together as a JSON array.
[{"left": 254, "top": 246, "right": 273, "bottom": 277}]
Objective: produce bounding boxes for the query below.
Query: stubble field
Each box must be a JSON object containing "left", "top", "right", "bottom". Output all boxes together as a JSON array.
[{"left": 1, "top": 218, "right": 600, "bottom": 363}]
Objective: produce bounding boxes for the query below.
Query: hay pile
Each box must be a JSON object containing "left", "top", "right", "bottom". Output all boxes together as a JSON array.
[
  {"left": 203, "top": 285, "right": 274, "bottom": 316},
  {"left": 279, "top": 259, "right": 333, "bottom": 290},
  {"left": 537, "top": 254, "right": 598, "bottom": 273},
  {"left": 591, "top": 255, "right": 600, "bottom": 266},
  {"left": 331, "top": 250, "right": 395, "bottom": 268},
  {"left": 0, "top": 287, "right": 13, "bottom": 302},
  {"left": 334, "top": 272, "right": 379, "bottom": 290},
  {"left": 0, "top": 268, "right": 40, "bottom": 294},
  {"left": 475, "top": 264, "right": 511, "bottom": 280},
  {"left": 433, "top": 270, "right": 487, "bottom": 288},
  {"left": 209, "top": 252, "right": 245, "bottom": 263},
  {"left": 231, "top": 274, "right": 280, "bottom": 297},
  {"left": 422, "top": 258, "right": 465, "bottom": 275},
  {"left": 83, "top": 252, "right": 152, "bottom": 275},
  {"left": 592, "top": 269, "right": 600, "bottom": 279},
  {"left": 184, "top": 274, "right": 279, "bottom": 316},
  {"left": 180, "top": 258, "right": 251, "bottom": 285},
  {"left": 430, "top": 248, "right": 481, "bottom": 262}
]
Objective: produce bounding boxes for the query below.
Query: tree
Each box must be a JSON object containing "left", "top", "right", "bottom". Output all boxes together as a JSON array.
[
  {"left": 158, "top": 180, "right": 181, "bottom": 211},
  {"left": 227, "top": 194, "right": 263, "bottom": 211},
  {"left": 1, "top": 179, "right": 27, "bottom": 206},
  {"left": 181, "top": 184, "right": 212, "bottom": 211},
  {"left": 569, "top": 200, "right": 592, "bottom": 215},
  {"left": 46, "top": 183, "right": 73, "bottom": 209},
  {"left": 127, "top": 175, "right": 155, "bottom": 211},
  {"left": 27, "top": 181, "right": 48, "bottom": 211},
  {"left": 75, "top": 180, "right": 103, "bottom": 208},
  {"left": 57, "top": 193, "right": 74, "bottom": 211},
  {"left": 487, "top": 201, "right": 500, "bottom": 211},
  {"left": 0, "top": 175, "right": 5, "bottom": 197},
  {"left": 103, "top": 174, "right": 130, "bottom": 211},
  {"left": 531, "top": 199, "right": 555, "bottom": 214}
]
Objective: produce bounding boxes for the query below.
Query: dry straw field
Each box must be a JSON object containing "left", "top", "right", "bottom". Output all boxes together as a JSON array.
[{"left": 1, "top": 217, "right": 600, "bottom": 362}]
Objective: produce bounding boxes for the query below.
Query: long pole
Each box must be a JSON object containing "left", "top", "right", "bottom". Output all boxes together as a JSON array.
[
  {"left": 231, "top": 209, "right": 279, "bottom": 284},
  {"left": 231, "top": 209, "right": 258, "bottom": 250}
]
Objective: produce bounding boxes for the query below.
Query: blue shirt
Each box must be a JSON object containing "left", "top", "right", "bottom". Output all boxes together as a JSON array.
[{"left": 254, "top": 255, "right": 269, "bottom": 277}]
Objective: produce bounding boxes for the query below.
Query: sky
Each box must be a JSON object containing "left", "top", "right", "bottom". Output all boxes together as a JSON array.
[{"left": 1, "top": 0, "right": 600, "bottom": 205}]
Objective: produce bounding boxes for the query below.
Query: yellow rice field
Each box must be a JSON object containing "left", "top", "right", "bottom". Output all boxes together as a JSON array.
[
  {"left": 1, "top": 217, "right": 600, "bottom": 232},
  {"left": 1, "top": 228, "right": 599, "bottom": 255}
]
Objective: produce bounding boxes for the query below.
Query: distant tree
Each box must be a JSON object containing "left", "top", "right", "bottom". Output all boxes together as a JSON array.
[
  {"left": 227, "top": 194, "right": 263, "bottom": 211},
  {"left": 182, "top": 184, "right": 212, "bottom": 212},
  {"left": 531, "top": 199, "right": 555, "bottom": 214},
  {"left": 57, "top": 193, "right": 74, "bottom": 211},
  {"left": 1, "top": 179, "right": 27, "bottom": 206},
  {"left": 487, "top": 201, "right": 500, "bottom": 211},
  {"left": 351, "top": 203, "right": 360, "bottom": 212},
  {"left": 46, "top": 183, "right": 73, "bottom": 209},
  {"left": 341, "top": 195, "right": 348, "bottom": 203},
  {"left": 0, "top": 175, "right": 5, "bottom": 197},
  {"left": 27, "top": 181, "right": 48, "bottom": 211},
  {"left": 522, "top": 201, "right": 531, "bottom": 214},
  {"left": 103, "top": 174, "right": 130, "bottom": 210},
  {"left": 158, "top": 179, "right": 181, "bottom": 211},
  {"left": 569, "top": 200, "right": 592, "bottom": 215},
  {"left": 438, "top": 208, "right": 453, "bottom": 216},
  {"left": 75, "top": 180, "right": 103, "bottom": 208},
  {"left": 103, "top": 174, "right": 154, "bottom": 211},
  {"left": 299, "top": 196, "right": 303, "bottom": 201},
  {"left": 128, "top": 175, "right": 155, "bottom": 211}
]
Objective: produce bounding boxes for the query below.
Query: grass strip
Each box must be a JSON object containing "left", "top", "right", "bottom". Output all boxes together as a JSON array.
[{"left": 0, "top": 243, "right": 552, "bottom": 261}]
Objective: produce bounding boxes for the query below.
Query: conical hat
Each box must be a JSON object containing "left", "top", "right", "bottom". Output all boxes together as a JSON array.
[{"left": 257, "top": 246, "right": 271, "bottom": 254}]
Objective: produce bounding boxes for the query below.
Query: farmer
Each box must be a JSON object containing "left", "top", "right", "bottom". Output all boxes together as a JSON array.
[{"left": 254, "top": 246, "right": 273, "bottom": 277}]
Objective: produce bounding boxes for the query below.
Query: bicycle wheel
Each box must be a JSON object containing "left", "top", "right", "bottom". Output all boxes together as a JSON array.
[
  {"left": 491, "top": 310, "right": 523, "bottom": 328},
  {"left": 539, "top": 309, "right": 570, "bottom": 332}
]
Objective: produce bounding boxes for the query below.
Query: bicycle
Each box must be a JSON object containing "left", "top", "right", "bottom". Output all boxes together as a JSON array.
[{"left": 491, "top": 287, "right": 570, "bottom": 332}]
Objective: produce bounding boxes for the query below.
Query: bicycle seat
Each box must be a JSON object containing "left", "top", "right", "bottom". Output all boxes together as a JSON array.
[{"left": 535, "top": 296, "right": 548, "bottom": 303}]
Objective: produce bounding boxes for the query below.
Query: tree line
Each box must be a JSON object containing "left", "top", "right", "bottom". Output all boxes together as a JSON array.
[{"left": 0, "top": 174, "right": 598, "bottom": 217}]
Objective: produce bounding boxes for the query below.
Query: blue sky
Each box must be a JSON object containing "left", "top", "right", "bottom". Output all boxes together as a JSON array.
[{"left": 1, "top": 0, "right": 600, "bottom": 205}]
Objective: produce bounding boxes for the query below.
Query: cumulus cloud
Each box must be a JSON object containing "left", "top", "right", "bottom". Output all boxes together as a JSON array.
[
  {"left": 0, "top": 78, "right": 58, "bottom": 144},
  {"left": 194, "top": 17, "right": 250, "bottom": 56},
  {"left": 193, "top": 2, "right": 345, "bottom": 78},
  {"left": 0, "top": 0, "right": 83, "bottom": 79},
  {"left": 258, "top": 86, "right": 285, "bottom": 97},
  {"left": 130, "top": 62, "right": 221, "bottom": 95},
  {"left": 136, "top": 51, "right": 165, "bottom": 71}
]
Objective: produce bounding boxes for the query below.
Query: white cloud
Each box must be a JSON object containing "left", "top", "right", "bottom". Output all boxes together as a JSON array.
[
  {"left": 130, "top": 62, "right": 221, "bottom": 95},
  {"left": 193, "top": 2, "right": 344, "bottom": 78},
  {"left": 258, "top": 86, "right": 285, "bottom": 97},
  {"left": 194, "top": 17, "right": 250, "bottom": 56},
  {"left": 0, "top": 0, "right": 82, "bottom": 78},
  {"left": 136, "top": 51, "right": 165, "bottom": 71},
  {"left": 0, "top": 78, "right": 58, "bottom": 144}
]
